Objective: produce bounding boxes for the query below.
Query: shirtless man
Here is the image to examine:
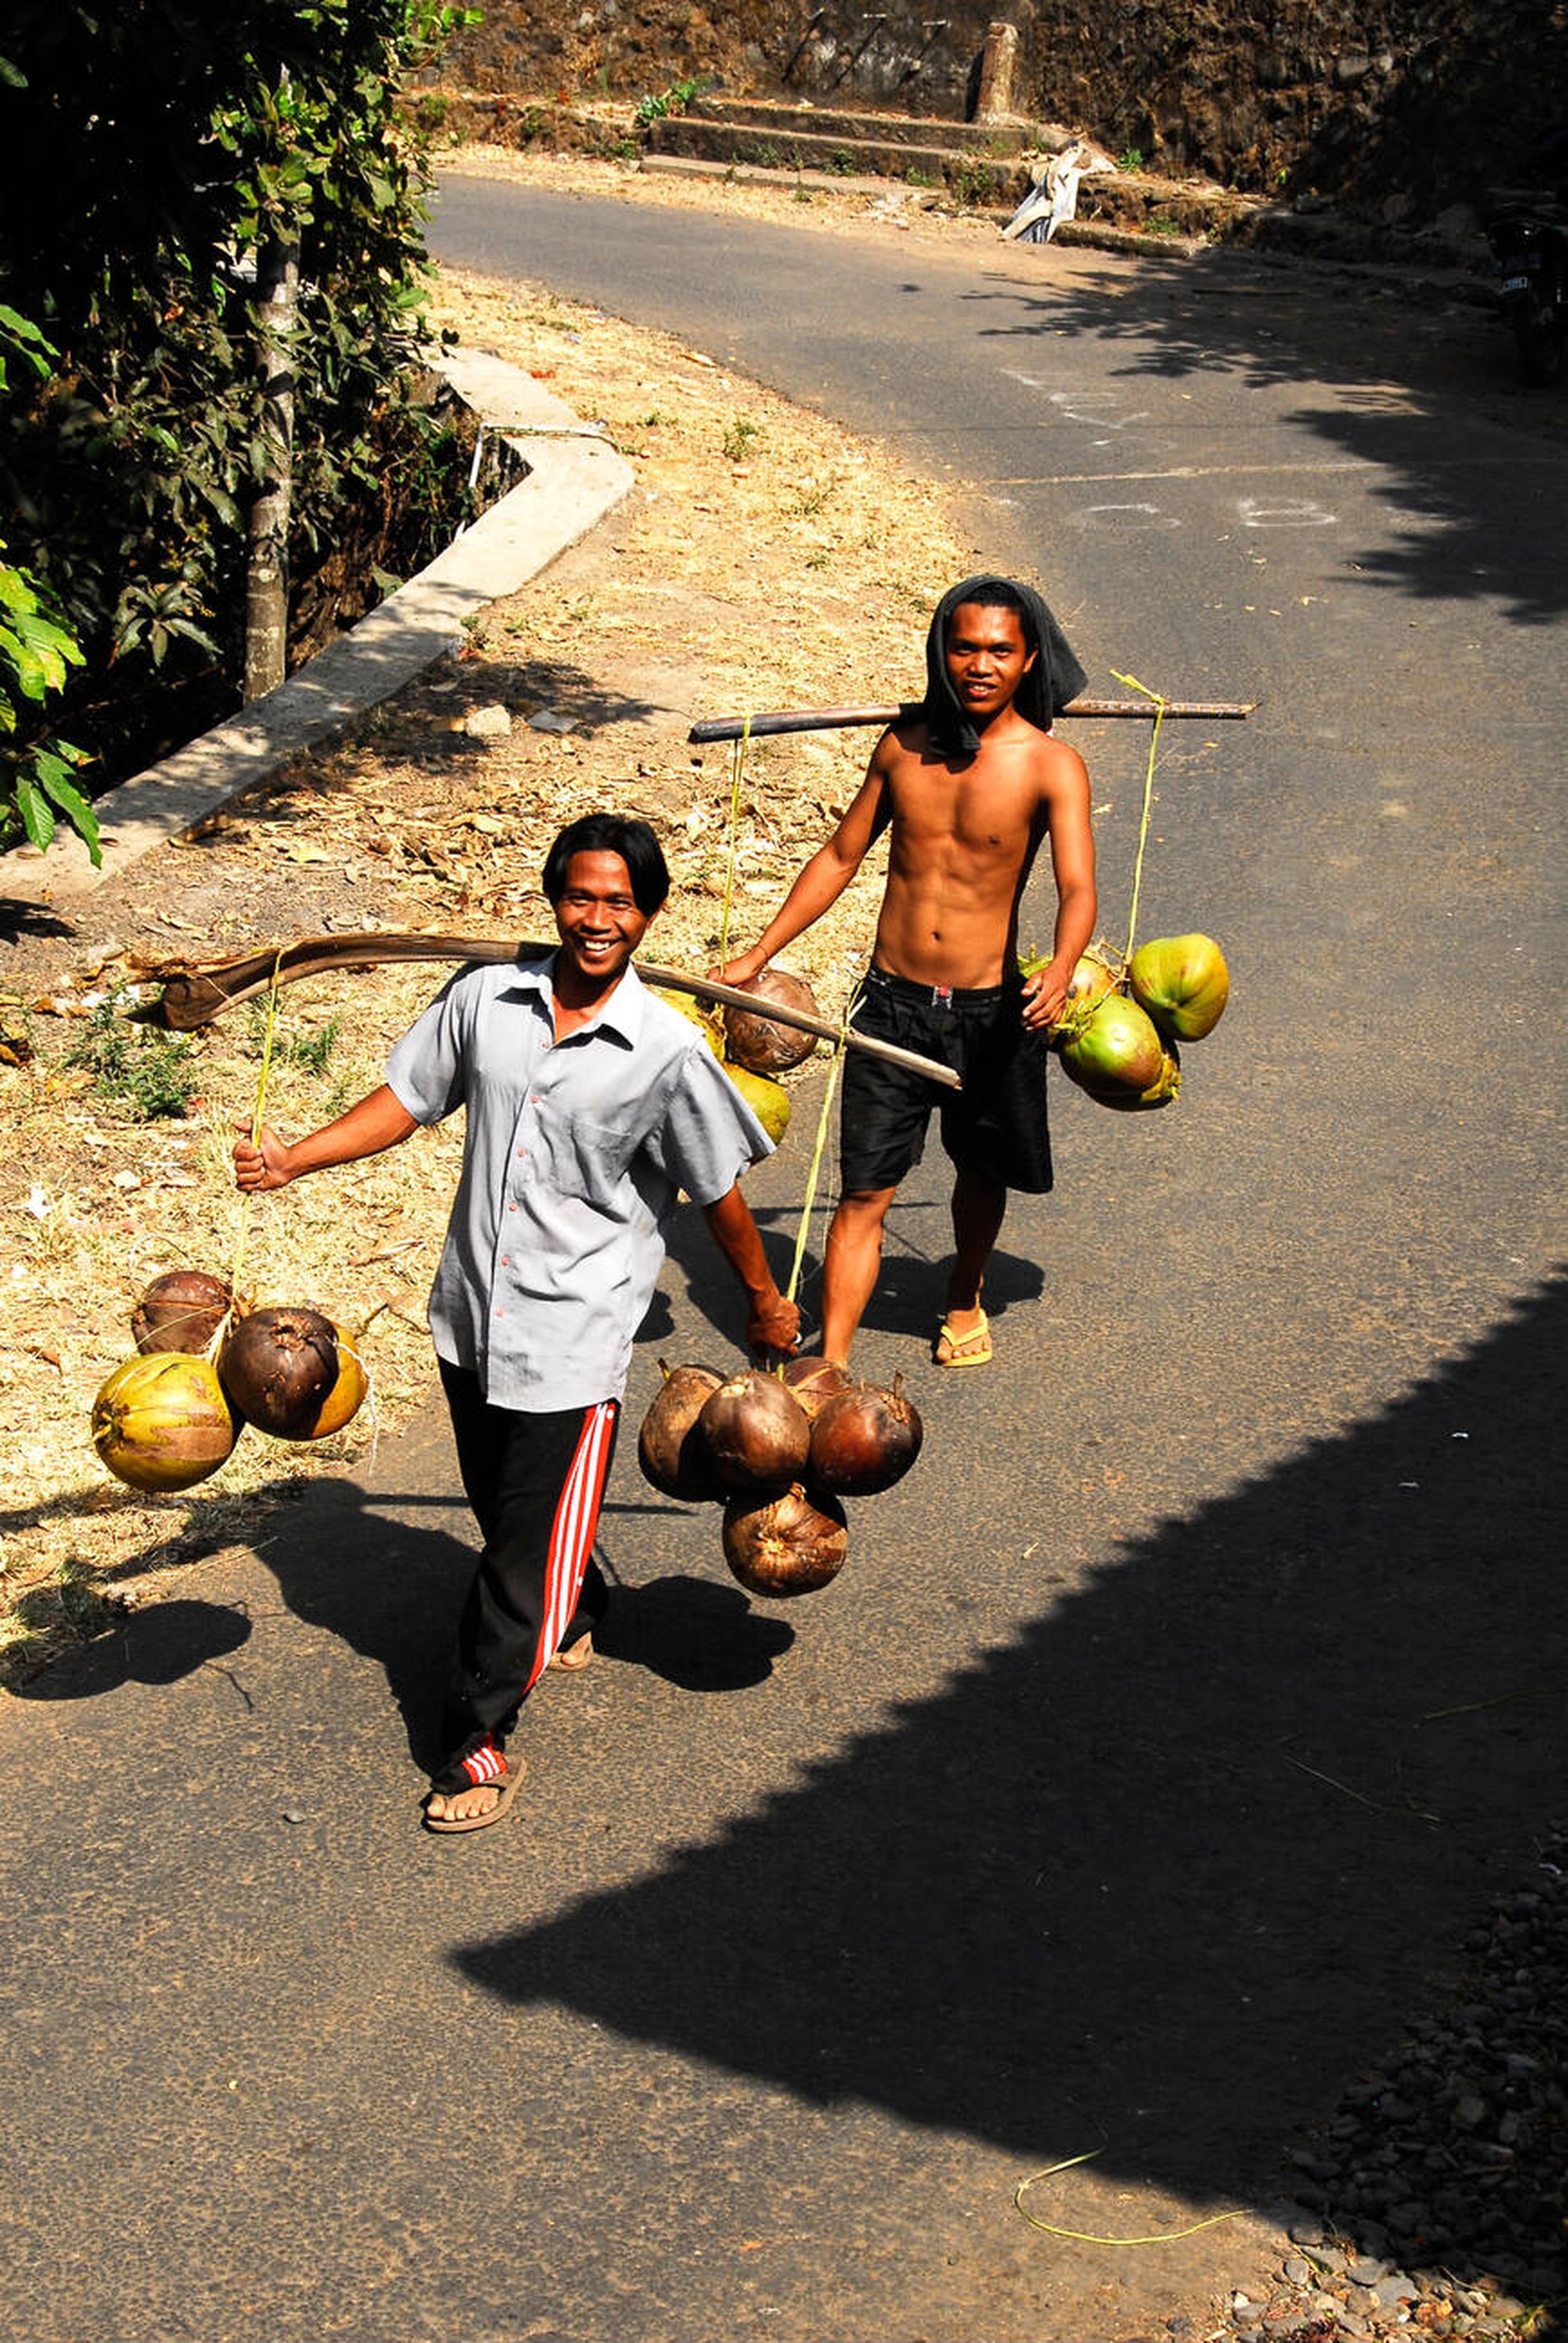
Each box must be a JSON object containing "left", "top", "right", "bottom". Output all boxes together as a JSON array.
[{"left": 717, "top": 576, "right": 1097, "bottom": 1369}]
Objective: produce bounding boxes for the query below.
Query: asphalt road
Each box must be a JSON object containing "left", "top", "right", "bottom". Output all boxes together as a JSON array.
[{"left": 4, "top": 181, "right": 1565, "bottom": 2342}]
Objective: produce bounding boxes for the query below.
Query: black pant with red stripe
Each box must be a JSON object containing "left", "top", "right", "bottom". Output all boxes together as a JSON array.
[{"left": 434, "top": 1363, "right": 618, "bottom": 1790}]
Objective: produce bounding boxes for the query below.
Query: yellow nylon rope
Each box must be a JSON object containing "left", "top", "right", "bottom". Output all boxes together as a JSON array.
[
  {"left": 228, "top": 950, "right": 285, "bottom": 1302},
  {"left": 1015, "top": 2149, "right": 1243, "bottom": 2247},
  {"left": 1108, "top": 668, "right": 1169, "bottom": 966}
]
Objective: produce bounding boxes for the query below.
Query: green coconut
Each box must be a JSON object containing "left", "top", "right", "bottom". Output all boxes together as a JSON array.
[
  {"left": 1058, "top": 990, "right": 1167, "bottom": 1094},
  {"left": 1128, "top": 934, "right": 1230, "bottom": 1041},
  {"left": 1065, "top": 1040, "right": 1181, "bottom": 1111},
  {"left": 1020, "top": 944, "right": 1122, "bottom": 1039}
]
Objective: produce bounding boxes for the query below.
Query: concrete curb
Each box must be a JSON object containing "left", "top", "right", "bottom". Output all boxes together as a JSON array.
[{"left": 3, "top": 351, "right": 634, "bottom": 903}]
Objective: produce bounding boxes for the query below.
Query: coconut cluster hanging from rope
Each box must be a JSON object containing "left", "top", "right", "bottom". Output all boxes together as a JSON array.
[
  {"left": 91, "top": 1276, "right": 377, "bottom": 1495},
  {"left": 637, "top": 1354, "right": 923, "bottom": 1599},
  {"left": 1028, "top": 931, "right": 1229, "bottom": 1112},
  {"left": 1032, "top": 666, "right": 1233, "bottom": 1111}
]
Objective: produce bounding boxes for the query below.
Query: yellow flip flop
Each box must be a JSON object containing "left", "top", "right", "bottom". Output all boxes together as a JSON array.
[{"left": 934, "top": 1308, "right": 991, "bottom": 1368}]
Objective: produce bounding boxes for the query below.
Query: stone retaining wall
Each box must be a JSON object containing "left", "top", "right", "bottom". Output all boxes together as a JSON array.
[{"left": 433, "top": 0, "right": 1568, "bottom": 215}]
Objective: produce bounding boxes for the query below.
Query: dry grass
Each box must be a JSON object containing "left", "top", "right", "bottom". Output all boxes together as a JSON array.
[{"left": 0, "top": 258, "right": 995, "bottom": 1682}]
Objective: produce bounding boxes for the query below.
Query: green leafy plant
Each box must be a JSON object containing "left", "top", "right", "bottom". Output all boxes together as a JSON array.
[
  {"left": 722, "top": 415, "right": 761, "bottom": 463},
  {"left": 634, "top": 74, "right": 710, "bottom": 125},
  {"left": 244, "top": 1003, "right": 342, "bottom": 1074},
  {"left": 953, "top": 156, "right": 997, "bottom": 206},
  {"left": 1145, "top": 212, "right": 1184, "bottom": 237},
  {"left": 64, "top": 998, "right": 201, "bottom": 1120},
  {"left": 1118, "top": 145, "right": 1144, "bottom": 173},
  {"left": 0, "top": 308, "right": 98, "bottom": 862},
  {"left": 0, "top": 1, "right": 480, "bottom": 816}
]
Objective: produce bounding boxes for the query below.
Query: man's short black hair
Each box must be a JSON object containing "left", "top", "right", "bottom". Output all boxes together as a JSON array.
[{"left": 542, "top": 813, "right": 670, "bottom": 915}]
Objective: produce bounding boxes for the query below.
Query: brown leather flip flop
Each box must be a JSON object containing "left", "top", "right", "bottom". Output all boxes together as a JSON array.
[{"left": 423, "top": 1754, "right": 525, "bottom": 1834}]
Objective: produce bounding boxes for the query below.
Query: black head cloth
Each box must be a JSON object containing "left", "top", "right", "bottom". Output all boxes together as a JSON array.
[{"left": 920, "top": 574, "right": 1088, "bottom": 756}]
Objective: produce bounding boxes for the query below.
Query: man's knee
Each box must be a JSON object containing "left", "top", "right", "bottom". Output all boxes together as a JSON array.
[{"left": 834, "top": 1184, "right": 898, "bottom": 1229}]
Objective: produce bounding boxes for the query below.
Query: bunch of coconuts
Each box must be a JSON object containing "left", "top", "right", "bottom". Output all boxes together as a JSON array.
[
  {"left": 1031, "top": 932, "right": 1230, "bottom": 1111},
  {"left": 90, "top": 1269, "right": 369, "bottom": 1496},
  {"left": 657, "top": 967, "right": 822, "bottom": 1144},
  {"left": 638, "top": 1354, "right": 923, "bottom": 1600}
]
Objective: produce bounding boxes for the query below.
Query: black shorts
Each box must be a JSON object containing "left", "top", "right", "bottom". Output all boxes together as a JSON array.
[{"left": 839, "top": 965, "right": 1053, "bottom": 1195}]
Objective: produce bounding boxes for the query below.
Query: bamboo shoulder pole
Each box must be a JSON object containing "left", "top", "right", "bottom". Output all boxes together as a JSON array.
[
  {"left": 135, "top": 933, "right": 964, "bottom": 1090},
  {"left": 688, "top": 696, "right": 1255, "bottom": 744}
]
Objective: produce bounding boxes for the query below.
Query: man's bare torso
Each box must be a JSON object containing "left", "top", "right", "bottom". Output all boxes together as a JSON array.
[{"left": 871, "top": 711, "right": 1077, "bottom": 989}]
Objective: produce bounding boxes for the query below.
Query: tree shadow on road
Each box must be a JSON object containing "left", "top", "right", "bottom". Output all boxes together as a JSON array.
[
  {"left": 445, "top": 1271, "right": 1568, "bottom": 2284},
  {"left": 962, "top": 258, "right": 1568, "bottom": 625}
]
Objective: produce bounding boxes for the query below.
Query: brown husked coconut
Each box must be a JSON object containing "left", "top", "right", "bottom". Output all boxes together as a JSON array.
[
  {"left": 638, "top": 1361, "right": 725, "bottom": 1500},
  {"left": 91, "top": 1352, "right": 240, "bottom": 1492},
  {"left": 780, "top": 1355, "right": 853, "bottom": 1422},
  {"left": 697, "top": 1369, "right": 810, "bottom": 1492},
  {"left": 721, "top": 969, "right": 821, "bottom": 1075},
  {"left": 131, "top": 1269, "right": 233, "bottom": 1355},
  {"left": 723, "top": 1482, "right": 848, "bottom": 1598},
  {"left": 219, "top": 1306, "right": 339, "bottom": 1439},
  {"left": 807, "top": 1376, "right": 924, "bottom": 1497}
]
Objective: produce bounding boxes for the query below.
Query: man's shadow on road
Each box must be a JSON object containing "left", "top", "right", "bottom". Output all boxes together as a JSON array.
[{"left": 14, "top": 1464, "right": 795, "bottom": 1763}]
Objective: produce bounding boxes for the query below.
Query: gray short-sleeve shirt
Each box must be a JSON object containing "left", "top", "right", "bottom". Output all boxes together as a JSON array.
[{"left": 386, "top": 955, "right": 772, "bottom": 1412}]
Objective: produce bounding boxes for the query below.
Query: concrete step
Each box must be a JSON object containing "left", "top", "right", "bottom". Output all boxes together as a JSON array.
[
  {"left": 643, "top": 114, "right": 1035, "bottom": 196},
  {"left": 679, "top": 92, "right": 1048, "bottom": 157}
]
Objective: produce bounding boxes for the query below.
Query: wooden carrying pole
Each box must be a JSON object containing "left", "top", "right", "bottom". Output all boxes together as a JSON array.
[
  {"left": 688, "top": 696, "right": 1255, "bottom": 744},
  {"left": 137, "top": 933, "right": 965, "bottom": 1091}
]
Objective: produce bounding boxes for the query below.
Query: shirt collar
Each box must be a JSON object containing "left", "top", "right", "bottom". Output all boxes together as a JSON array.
[{"left": 513, "top": 950, "right": 646, "bottom": 1047}]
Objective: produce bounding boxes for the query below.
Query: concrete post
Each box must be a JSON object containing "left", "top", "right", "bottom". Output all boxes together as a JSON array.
[{"left": 973, "top": 20, "right": 1020, "bottom": 121}]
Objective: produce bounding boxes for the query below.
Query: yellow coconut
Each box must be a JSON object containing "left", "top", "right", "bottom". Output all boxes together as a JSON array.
[
  {"left": 724, "top": 1061, "right": 790, "bottom": 1144},
  {"left": 91, "top": 1352, "right": 240, "bottom": 1493}
]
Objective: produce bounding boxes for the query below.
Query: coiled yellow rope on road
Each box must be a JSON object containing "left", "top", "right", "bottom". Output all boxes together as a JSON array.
[{"left": 1014, "top": 2147, "right": 1243, "bottom": 2247}]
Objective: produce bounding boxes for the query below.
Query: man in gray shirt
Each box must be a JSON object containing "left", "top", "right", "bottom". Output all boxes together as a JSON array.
[{"left": 235, "top": 813, "right": 798, "bottom": 1832}]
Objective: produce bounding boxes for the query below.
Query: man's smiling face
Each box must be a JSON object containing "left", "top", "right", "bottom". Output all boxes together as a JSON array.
[
  {"left": 944, "top": 601, "right": 1036, "bottom": 724},
  {"left": 552, "top": 850, "right": 652, "bottom": 989}
]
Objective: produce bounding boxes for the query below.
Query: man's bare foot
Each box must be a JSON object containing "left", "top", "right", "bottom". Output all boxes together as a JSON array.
[{"left": 425, "top": 1780, "right": 501, "bottom": 1825}]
